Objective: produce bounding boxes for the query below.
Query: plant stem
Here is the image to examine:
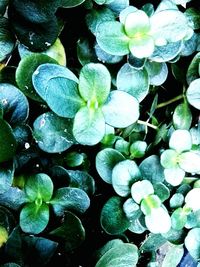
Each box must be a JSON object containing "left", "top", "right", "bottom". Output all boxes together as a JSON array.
[
  {"left": 156, "top": 94, "right": 184, "bottom": 109},
  {"left": 137, "top": 120, "right": 158, "bottom": 130}
]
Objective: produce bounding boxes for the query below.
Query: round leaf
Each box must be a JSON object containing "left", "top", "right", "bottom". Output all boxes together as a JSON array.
[
  {"left": 112, "top": 159, "right": 141, "bottom": 197},
  {"left": 0, "top": 162, "right": 14, "bottom": 194},
  {"left": 78, "top": 63, "right": 111, "bottom": 104},
  {"left": 131, "top": 180, "right": 154, "bottom": 204},
  {"left": 16, "top": 53, "right": 57, "bottom": 102},
  {"left": 96, "top": 148, "right": 125, "bottom": 184},
  {"left": 169, "top": 129, "right": 192, "bottom": 152},
  {"left": 186, "top": 52, "right": 200, "bottom": 84},
  {"left": 129, "top": 34, "right": 154, "bottom": 59},
  {"left": 100, "top": 196, "right": 130, "bottom": 234},
  {"left": 145, "top": 61, "right": 168, "bottom": 86},
  {"left": 116, "top": 63, "right": 149, "bottom": 102},
  {"left": 95, "top": 243, "right": 138, "bottom": 267},
  {"left": 179, "top": 151, "right": 200, "bottom": 174},
  {"left": 171, "top": 208, "right": 187, "bottom": 230},
  {"left": 24, "top": 173, "right": 53, "bottom": 202},
  {"left": 173, "top": 102, "right": 192, "bottom": 130},
  {"left": 185, "top": 188, "right": 200, "bottom": 211},
  {"left": 185, "top": 228, "right": 200, "bottom": 260},
  {"left": 186, "top": 78, "right": 200, "bottom": 110},
  {"left": 73, "top": 107, "right": 105, "bottom": 146},
  {"left": 33, "top": 112, "right": 75, "bottom": 153},
  {"left": 164, "top": 167, "right": 185, "bottom": 186},
  {"left": 160, "top": 149, "right": 179, "bottom": 169},
  {"left": 50, "top": 187, "right": 90, "bottom": 216},
  {"left": 20, "top": 202, "right": 49, "bottom": 234},
  {"left": 102, "top": 90, "right": 140, "bottom": 128},
  {"left": 96, "top": 21, "right": 130, "bottom": 56}
]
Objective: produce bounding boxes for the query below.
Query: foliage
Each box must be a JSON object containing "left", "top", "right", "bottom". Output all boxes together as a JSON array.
[{"left": 0, "top": 0, "right": 200, "bottom": 266}]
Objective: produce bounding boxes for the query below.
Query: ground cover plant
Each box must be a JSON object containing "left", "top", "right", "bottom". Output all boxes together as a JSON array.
[{"left": 0, "top": 0, "right": 200, "bottom": 266}]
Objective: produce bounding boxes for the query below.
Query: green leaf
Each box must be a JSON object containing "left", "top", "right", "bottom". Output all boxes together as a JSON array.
[
  {"left": 185, "top": 228, "right": 200, "bottom": 260},
  {"left": 145, "top": 206, "right": 171, "bottom": 234},
  {"left": 64, "top": 151, "right": 85, "bottom": 167},
  {"left": 131, "top": 180, "right": 154, "bottom": 204},
  {"left": 60, "top": 0, "right": 85, "bottom": 7},
  {"left": 139, "top": 155, "right": 165, "bottom": 184},
  {"left": 112, "top": 159, "right": 141, "bottom": 197},
  {"left": 0, "top": 162, "right": 14, "bottom": 194},
  {"left": 67, "top": 170, "right": 95, "bottom": 195},
  {"left": 0, "top": 187, "right": 26, "bottom": 210},
  {"left": 0, "top": 206, "right": 16, "bottom": 233},
  {"left": 128, "top": 215, "right": 147, "bottom": 234},
  {"left": 129, "top": 34, "right": 154, "bottom": 59},
  {"left": 164, "top": 167, "right": 185, "bottom": 186},
  {"left": 103, "top": 90, "right": 139, "bottom": 128},
  {"left": 24, "top": 173, "right": 53, "bottom": 202},
  {"left": 179, "top": 151, "right": 200, "bottom": 173},
  {"left": 0, "top": 83, "right": 29, "bottom": 125},
  {"left": 141, "top": 195, "right": 161, "bottom": 215},
  {"left": 33, "top": 112, "right": 75, "bottom": 153},
  {"left": 49, "top": 211, "right": 85, "bottom": 251},
  {"left": 20, "top": 202, "right": 49, "bottom": 234},
  {"left": 145, "top": 61, "right": 168, "bottom": 86},
  {"left": 130, "top": 140, "right": 147, "bottom": 158},
  {"left": 0, "top": 0, "right": 8, "bottom": 15},
  {"left": 0, "top": 17, "right": 15, "bottom": 62},
  {"left": 150, "top": 10, "right": 192, "bottom": 44},
  {"left": 96, "top": 148, "right": 125, "bottom": 184},
  {"left": 169, "top": 129, "right": 192, "bottom": 152},
  {"left": 86, "top": 7, "right": 115, "bottom": 35},
  {"left": 78, "top": 63, "right": 111, "bottom": 104},
  {"left": 32, "top": 63, "right": 78, "bottom": 101},
  {"left": 185, "top": 188, "right": 200, "bottom": 211},
  {"left": 108, "top": 0, "right": 129, "bottom": 15},
  {"left": 171, "top": 208, "right": 187, "bottom": 230},
  {"left": 123, "top": 198, "right": 142, "bottom": 221},
  {"left": 149, "top": 41, "right": 182, "bottom": 63},
  {"left": 185, "top": 8, "right": 200, "bottom": 30},
  {"left": 153, "top": 183, "right": 170, "bottom": 202},
  {"left": 95, "top": 43, "right": 123, "bottom": 64},
  {"left": 50, "top": 187, "right": 90, "bottom": 216},
  {"left": 140, "top": 233, "right": 167, "bottom": 252},
  {"left": 77, "top": 38, "right": 97, "bottom": 66},
  {"left": 73, "top": 107, "right": 105, "bottom": 145},
  {"left": 95, "top": 243, "right": 138, "bottom": 267},
  {"left": 100, "top": 196, "right": 130, "bottom": 234},
  {"left": 186, "top": 78, "right": 200, "bottom": 110},
  {"left": 173, "top": 102, "right": 192, "bottom": 130},
  {"left": 160, "top": 149, "right": 179, "bottom": 169},
  {"left": 170, "top": 193, "right": 184, "bottom": 209},
  {"left": 96, "top": 21, "right": 130, "bottom": 56},
  {"left": 0, "top": 119, "right": 16, "bottom": 163},
  {"left": 186, "top": 52, "right": 200, "bottom": 84},
  {"left": 116, "top": 63, "right": 149, "bottom": 102},
  {"left": 16, "top": 53, "right": 57, "bottom": 102},
  {"left": 162, "top": 244, "right": 184, "bottom": 267}
]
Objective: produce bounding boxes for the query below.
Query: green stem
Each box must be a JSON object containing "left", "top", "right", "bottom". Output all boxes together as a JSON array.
[
  {"left": 137, "top": 120, "right": 158, "bottom": 130},
  {"left": 156, "top": 94, "right": 184, "bottom": 109}
]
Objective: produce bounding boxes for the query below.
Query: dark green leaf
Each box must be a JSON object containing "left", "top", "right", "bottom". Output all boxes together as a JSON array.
[
  {"left": 60, "top": 0, "right": 85, "bottom": 7},
  {"left": 0, "top": 0, "right": 8, "bottom": 15},
  {"left": 100, "top": 196, "right": 130, "bottom": 234},
  {"left": 186, "top": 78, "right": 200, "bottom": 110},
  {"left": 33, "top": 112, "right": 75, "bottom": 153},
  {"left": 140, "top": 233, "right": 166, "bottom": 252},
  {"left": 50, "top": 187, "right": 90, "bottom": 216},
  {"left": 186, "top": 52, "right": 200, "bottom": 84},
  {"left": 0, "top": 161, "right": 14, "bottom": 194},
  {"left": 49, "top": 211, "right": 85, "bottom": 251},
  {"left": 173, "top": 102, "right": 192, "bottom": 130},
  {"left": 0, "top": 187, "right": 26, "bottom": 210},
  {"left": 185, "top": 8, "right": 200, "bottom": 30}
]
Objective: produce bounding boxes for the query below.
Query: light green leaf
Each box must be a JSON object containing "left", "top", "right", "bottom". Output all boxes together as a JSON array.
[
  {"left": 171, "top": 208, "right": 187, "bottom": 230},
  {"left": 123, "top": 198, "right": 142, "bottom": 221},
  {"left": 0, "top": 119, "right": 16, "bottom": 163},
  {"left": 116, "top": 63, "right": 149, "bottom": 102},
  {"left": 95, "top": 243, "right": 138, "bottom": 267},
  {"left": 169, "top": 129, "right": 192, "bottom": 152},
  {"left": 173, "top": 102, "right": 192, "bottom": 130},
  {"left": 185, "top": 228, "right": 200, "bottom": 260},
  {"left": 141, "top": 195, "right": 161, "bottom": 215},
  {"left": 170, "top": 193, "right": 184, "bottom": 209},
  {"left": 179, "top": 151, "right": 200, "bottom": 173},
  {"left": 186, "top": 78, "right": 200, "bottom": 110},
  {"left": 145, "top": 61, "right": 168, "bottom": 86},
  {"left": 124, "top": 10, "right": 150, "bottom": 37},
  {"left": 20, "top": 203, "right": 49, "bottom": 234},
  {"left": 73, "top": 107, "right": 105, "bottom": 145},
  {"left": 153, "top": 183, "right": 170, "bottom": 202},
  {"left": 140, "top": 233, "right": 167, "bottom": 252},
  {"left": 78, "top": 63, "right": 111, "bottom": 104},
  {"left": 185, "top": 188, "right": 200, "bottom": 211},
  {"left": 129, "top": 34, "right": 155, "bottom": 59},
  {"left": 128, "top": 215, "right": 147, "bottom": 234},
  {"left": 131, "top": 180, "right": 154, "bottom": 204},
  {"left": 100, "top": 196, "right": 130, "bottom": 234},
  {"left": 160, "top": 149, "right": 179, "bottom": 169},
  {"left": 96, "top": 21, "right": 130, "bottom": 56},
  {"left": 162, "top": 244, "right": 184, "bottom": 267},
  {"left": 186, "top": 52, "right": 200, "bottom": 84},
  {"left": 24, "top": 173, "right": 53, "bottom": 202},
  {"left": 112, "top": 159, "right": 141, "bottom": 197},
  {"left": 164, "top": 167, "right": 185, "bottom": 186},
  {"left": 145, "top": 206, "right": 171, "bottom": 234},
  {"left": 150, "top": 10, "right": 192, "bottom": 44},
  {"left": 102, "top": 90, "right": 140, "bottom": 128},
  {"left": 0, "top": 162, "right": 14, "bottom": 194},
  {"left": 50, "top": 187, "right": 90, "bottom": 216},
  {"left": 130, "top": 140, "right": 147, "bottom": 158},
  {"left": 96, "top": 148, "right": 125, "bottom": 184},
  {"left": 33, "top": 112, "right": 75, "bottom": 153},
  {"left": 119, "top": 6, "right": 138, "bottom": 24}
]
